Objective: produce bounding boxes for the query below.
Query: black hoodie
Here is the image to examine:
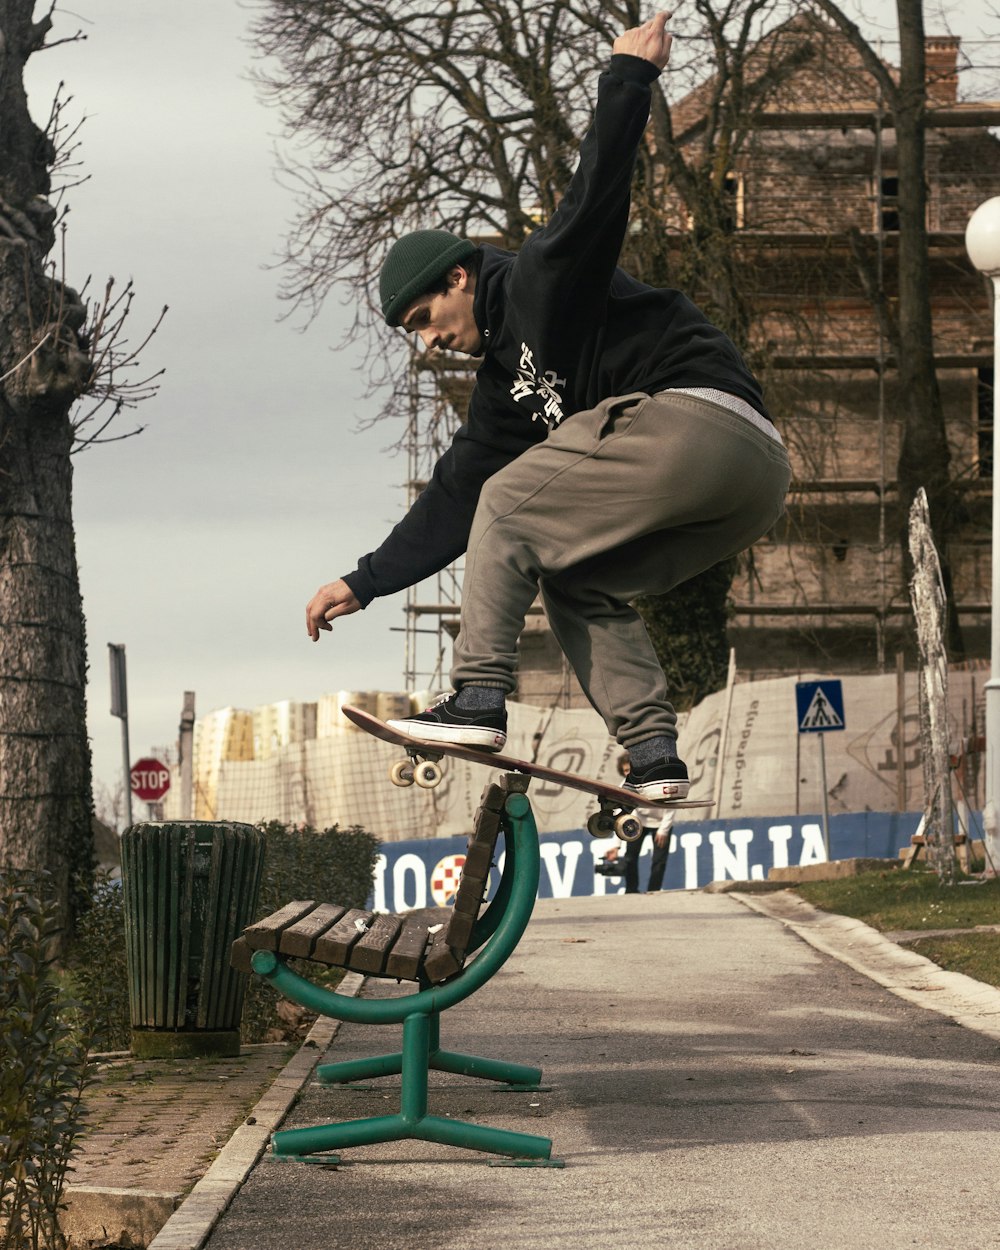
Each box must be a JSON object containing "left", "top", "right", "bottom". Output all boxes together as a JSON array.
[{"left": 343, "top": 53, "right": 769, "bottom": 609}]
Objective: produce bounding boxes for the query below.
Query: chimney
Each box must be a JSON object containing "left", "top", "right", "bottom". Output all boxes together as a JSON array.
[{"left": 925, "top": 36, "right": 960, "bottom": 106}]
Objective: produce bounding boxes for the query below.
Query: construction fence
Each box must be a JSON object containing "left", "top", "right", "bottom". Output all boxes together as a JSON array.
[{"left": 159, "top": 671, "right": 986, "bottom": 841}]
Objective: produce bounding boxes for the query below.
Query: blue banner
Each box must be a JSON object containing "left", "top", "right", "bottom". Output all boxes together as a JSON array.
[{"left": 368, "top": 811, "right": 928, "bottom": 912}]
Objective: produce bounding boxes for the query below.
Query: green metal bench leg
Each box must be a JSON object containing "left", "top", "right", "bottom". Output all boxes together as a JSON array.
[
  {"left": 429, "top": 1047, "right": 542, "bottom": 1086},
  {"left": 316, "top": 1050, "right": 405, "bottom": 1085},
  {"left": 316, "top": 1006, "right": 542, "bottom": 1089},
  {"left": 273, "top": 1010, "right": 551, "bottom": 1161}
]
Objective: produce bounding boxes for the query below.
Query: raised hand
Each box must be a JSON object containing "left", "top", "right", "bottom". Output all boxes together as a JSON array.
[{"left": 613, "top": 11, "right": 674, "bottom": 70}]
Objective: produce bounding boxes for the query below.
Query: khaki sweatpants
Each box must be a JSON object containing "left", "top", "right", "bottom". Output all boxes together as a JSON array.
[{"left": 451, "top": 390, "right": 791, "bottom": 748}]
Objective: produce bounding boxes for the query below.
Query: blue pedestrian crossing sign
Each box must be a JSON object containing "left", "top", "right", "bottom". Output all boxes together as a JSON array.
[{"left": 795, "top": 680, "right": 845, "bottom": 733}]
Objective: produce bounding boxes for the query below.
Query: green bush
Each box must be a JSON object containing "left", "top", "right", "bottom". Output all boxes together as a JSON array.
[
  {"left": 241, "top": 821, "right": 380, "bottom": 1043},
  {"left": 0, "top": 868, "right": 91, "bottom": 1250},
  {"left": 67, "top": 873, "right": 130, "bottom": 1053},
  {"left": 254, "top": 821, "right": 379, "bottom": 917}
]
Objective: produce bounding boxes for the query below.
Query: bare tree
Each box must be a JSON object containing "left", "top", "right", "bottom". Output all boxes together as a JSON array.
[
  {"left": 251, "top": 0, "right": 817, "bottom": 704},
  {"left": 806, "top": 0, "right": 965, "bottom": 656},
  {"left": 252, "top": 0, "right": 807, "bottom": 356},
  {"left": 0, "top": 1, "right": 163, "bottom": 934}
]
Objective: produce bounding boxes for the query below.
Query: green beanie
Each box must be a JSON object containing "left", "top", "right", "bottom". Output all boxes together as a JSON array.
[{"left": 379, "top": 229, "right": 477, "bottom": 327}]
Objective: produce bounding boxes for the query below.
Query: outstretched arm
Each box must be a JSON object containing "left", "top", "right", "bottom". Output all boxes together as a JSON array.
[{"left": 613, "top": 10, "right": 674, "bottom": 70}]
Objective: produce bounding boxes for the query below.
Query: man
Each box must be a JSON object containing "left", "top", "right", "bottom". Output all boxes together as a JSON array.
[{"left": 306, "top": 12, "right": 790, "bottom": 802}]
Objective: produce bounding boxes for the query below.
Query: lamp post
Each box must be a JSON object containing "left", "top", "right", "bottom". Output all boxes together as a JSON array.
[{"left": 966, "top": 197, "right": 1000, "bottom": 872}]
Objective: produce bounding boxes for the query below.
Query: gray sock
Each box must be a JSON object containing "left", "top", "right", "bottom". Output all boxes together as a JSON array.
[
  {"left": 453, "top": 685, "right": 506, "bottom": 713},
  {"left": 628, "top": 735, "right": 679, "bottom": 771}
]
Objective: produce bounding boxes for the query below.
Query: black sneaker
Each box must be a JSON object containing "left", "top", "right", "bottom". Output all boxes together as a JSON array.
[
  {"left": 387, "top": 693, "right": 507, "bottom": 751},
  {"left": 623, "top": 757, "right": 690, "bottom": 801}
]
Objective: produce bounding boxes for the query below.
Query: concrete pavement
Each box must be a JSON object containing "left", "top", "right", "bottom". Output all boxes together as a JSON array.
[{"left": 182, "top": 890, "right": 1000, "bottom": 1250}]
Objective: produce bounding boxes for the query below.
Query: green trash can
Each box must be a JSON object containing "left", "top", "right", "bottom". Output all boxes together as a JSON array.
[{"left": 121, "top": 821, "right": 265, "bottom": 1058}]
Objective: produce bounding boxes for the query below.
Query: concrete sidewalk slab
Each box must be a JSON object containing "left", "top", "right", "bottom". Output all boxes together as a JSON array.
[{"left": 197, "top": 892, "right": 1000, "bottom": 1250}]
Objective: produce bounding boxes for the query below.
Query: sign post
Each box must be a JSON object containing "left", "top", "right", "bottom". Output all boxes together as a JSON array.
[
  {"left": 795, "top": 679, "right": 846, "bottom": 859},
  {"left": 109, "top": 643, "right": 132, "bottom": 826}
]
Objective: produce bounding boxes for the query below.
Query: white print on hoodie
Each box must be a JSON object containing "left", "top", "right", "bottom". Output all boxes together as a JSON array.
[{"left": 510, "top": 341, "right": 567, "bottom": 428}]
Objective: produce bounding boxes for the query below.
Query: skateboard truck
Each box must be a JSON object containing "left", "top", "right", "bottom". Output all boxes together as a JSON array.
[
  {"left": 585, "top": 801, "right": 644, "bottom": 843},
  {"left": 389, "top": 746, "right": 446, "bottom": 790}
]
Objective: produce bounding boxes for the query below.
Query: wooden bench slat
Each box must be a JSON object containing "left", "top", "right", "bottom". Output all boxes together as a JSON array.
[
  {"left": 230, "top": 936, "right": 254, "bottom": 975},
  {"left": 437, "top": 784, "right": 503, "bottom": 952},
  {"left": 349, "top": 914, "right": 405, "bottom": 975},
  {"left": 279, "top": 903, "right": 348, "bottom": 959},
  {"left": 480, "top": 783, "right": 507, "bottom": 813},
  {"left": 442, "top": 908, "right": 477, "bottom": 953},
  {"left": 243, "top": 900, "right": 317, "bottom": 951},
  {"left": 385, "top": 919, "right": 433, "bottom": 980},
  {"left": 452, "top": 864, "right": 490, "bottom": 917},
  {"left": 422, "top": 932, "right": 463, "bottom": 984},
  {"left": 312, "top": 908, "right": 374, "bottom": 965}
]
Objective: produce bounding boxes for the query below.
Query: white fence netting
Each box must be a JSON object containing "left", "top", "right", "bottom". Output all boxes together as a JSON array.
[{"left": 162, "top": 671, "right": 986, "bottom": 840}]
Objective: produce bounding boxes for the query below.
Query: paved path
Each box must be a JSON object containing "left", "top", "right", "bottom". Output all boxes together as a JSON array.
[{"left": 195, "top": 891, "right": 1000, "bottom": 1250}]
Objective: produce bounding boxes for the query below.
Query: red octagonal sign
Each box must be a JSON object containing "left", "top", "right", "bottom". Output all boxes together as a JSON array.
[{"left": 130, "top": 757, "right": 171, "bottom": 802}]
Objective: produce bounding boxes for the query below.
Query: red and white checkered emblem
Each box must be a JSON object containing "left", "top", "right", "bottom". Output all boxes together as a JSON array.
[{"left": 430, "top": 854, "right": 466, "bottom": 906}]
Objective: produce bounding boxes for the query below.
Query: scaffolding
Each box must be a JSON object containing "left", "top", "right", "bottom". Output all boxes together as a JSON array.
[{"left": 402, "top": 347, "right": 468, "bottom": 693}]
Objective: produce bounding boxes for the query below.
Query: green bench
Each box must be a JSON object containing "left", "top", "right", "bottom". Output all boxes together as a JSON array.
[{"left": 231, "top": 775, "right": 558, "bottom": 1165}]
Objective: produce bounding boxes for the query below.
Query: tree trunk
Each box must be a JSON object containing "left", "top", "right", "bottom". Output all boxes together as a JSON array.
[
  {"left": 0, "top": 0, "right": 95, "bottom": 933},
  {"left": 893, "top": 0, "right": 964, "bottom": 658}
]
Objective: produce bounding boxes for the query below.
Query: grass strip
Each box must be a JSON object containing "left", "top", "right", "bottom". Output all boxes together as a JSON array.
[
  {"left": 792, "top": 866, "right": 1000, "bottom": 989},
  {"left": 794, "top": 868, "right": 1000, "bottom": 935},
  {"left": 906, "top": 933, "right": 1000, "bottom": 990}
]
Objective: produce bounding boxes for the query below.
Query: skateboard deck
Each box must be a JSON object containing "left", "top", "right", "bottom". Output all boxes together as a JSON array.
[{"left": 342, "top": 705, "right": 710, "bottom": 841}]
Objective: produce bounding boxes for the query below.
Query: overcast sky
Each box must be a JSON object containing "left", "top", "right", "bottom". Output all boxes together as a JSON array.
[{"left": 24, "top": 0, "right": 998, "bottom": 806}]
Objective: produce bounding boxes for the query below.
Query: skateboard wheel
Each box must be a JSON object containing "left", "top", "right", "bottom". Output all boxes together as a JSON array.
[
  {"left": 587, "top": 812, "right": 614, "bottom": 839},
  {"left": 413, "top": 760, "right": 442, "bottom": 789},
  {"left": 390, "top": 760, "right": 415, "bottom": 787},
  {"left": 615, "top": 812, "right": 643, "bottom": 842}
]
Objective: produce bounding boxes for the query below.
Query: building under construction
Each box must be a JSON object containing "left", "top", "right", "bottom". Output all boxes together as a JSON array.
[{"left": 402, "top": 16, "right": 1000, "bottom": 710}]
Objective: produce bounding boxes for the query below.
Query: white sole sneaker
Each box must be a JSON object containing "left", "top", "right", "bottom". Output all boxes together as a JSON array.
[
  {"left": 625, "top": 778, "right": 691, "bottom": 801},
  {"left": 386, "top": 718, "right": 507, "bottom": 752}
]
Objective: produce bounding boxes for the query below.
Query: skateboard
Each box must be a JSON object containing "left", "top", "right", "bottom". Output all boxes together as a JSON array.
[{"left": 342, "top": 705, "right": 710, "bottom": 842}]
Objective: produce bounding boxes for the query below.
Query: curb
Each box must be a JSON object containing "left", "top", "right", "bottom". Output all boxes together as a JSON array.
[
  {"left": 731, "top": 889, "right": 1000, "bottom": 1043},
  {"left": 144, "top": 971, "right": 365, "bottom": 1250}
]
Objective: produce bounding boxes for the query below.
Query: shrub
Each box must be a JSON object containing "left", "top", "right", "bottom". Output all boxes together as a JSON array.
[
  {"left": 241, "top": 822, "right": 380, "bottom": 1043},
  {"left": 68, "top": 873, "right": 130, "bottom": 1053},
  {"left": 254, "top": 820, "right": 379, "bottom": 917},
  {"left": 0, "top": 868, "right": 91, "bottom": 1250}
]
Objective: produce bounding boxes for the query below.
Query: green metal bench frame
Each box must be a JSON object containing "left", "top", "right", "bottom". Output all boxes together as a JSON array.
[{"left": 249, "top": 783, "right": 555, "bottom": 1164}]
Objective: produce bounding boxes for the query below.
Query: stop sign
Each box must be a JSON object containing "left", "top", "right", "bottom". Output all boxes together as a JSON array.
[{"left": 130, "top": 757, "right": 171, "bottom": 802}]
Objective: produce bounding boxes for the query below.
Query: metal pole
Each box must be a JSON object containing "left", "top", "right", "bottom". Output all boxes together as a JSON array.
[
  {"left": 985, "top": 272, "right": 1000, "bottom": 872},
  {"left": 120, "top": 716, "right": 133, "bottom": 827},
  {"left": 179, "top": 691, "right": 195, "bottom": 820},
  {"left": 109, "top": 643, "right": 133, "bottom": 827},
  {"left": 964, "top": 200, "right": 1000, "bottom": 874},
  {"left": 818, "top": 731, "right": 831, "bottom": 860}
]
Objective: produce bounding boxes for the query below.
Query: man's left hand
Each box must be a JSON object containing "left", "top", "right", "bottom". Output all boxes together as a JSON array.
[{"left": 613, "top": 11, "right": 674, "bottom": 70}]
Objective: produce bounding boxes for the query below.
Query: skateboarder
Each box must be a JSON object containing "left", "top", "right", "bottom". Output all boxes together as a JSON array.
[{"left": 306, "top": 11, "right": 790, "bottom": 802}]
